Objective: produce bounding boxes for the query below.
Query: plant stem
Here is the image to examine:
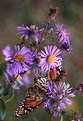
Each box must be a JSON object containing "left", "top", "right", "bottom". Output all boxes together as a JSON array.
[{"left": 49, "top": 113, "right": 53, "bottom": 121}]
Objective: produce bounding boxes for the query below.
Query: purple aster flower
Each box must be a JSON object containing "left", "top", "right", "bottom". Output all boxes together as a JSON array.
[
  {"left": 32, "top": 68, "right": 39, "bottom": 76},
  {"left": 55, "top": 24, "right": 70, "bottom": 44},
  {"left": 44, "top": 81, "right": 75, "bottom": 117},
  {"left": 38, "top": 45, "right": 62, "bottom": 72},
  {"left": 17, "top": 25, "right": 43, "bottom": 43},
  {"left": 44, "top": 81, "right": 53, "bottom": 108},
  {"left": 4, "top": 72, "right": 19, "bottom": 90},
  {"left": 70, "top": 112, "right": 83, "bottom": 121},
  {"left": 55, "top": 24, "right": 72, "bottom": 53},
  {"left": 5, "top": 64, "right": 30, "bottom": 87},
  {"left": 2, "top": 45, "right": 33, "bottom": 73}
]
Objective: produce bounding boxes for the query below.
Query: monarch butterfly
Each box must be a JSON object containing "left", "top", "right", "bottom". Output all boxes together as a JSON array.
[{"left": 14, "top": 77, "right": 47, "bottom": 117}]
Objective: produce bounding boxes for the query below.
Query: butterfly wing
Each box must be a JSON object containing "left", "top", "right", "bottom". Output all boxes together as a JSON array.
[
  {"left": 46, "top": 68, "right": 57, "bottom": 81},
  {"left": 14, "top": 94, "right": 44, "bottom": 117}
]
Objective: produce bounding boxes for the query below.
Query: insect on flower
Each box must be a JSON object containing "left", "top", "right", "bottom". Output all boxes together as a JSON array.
[
  {"left": 14, "top": 77, "right": 48, "bottom": 117},
  {"left": 46, "top": 68, "right": 67, "bottom": 82},
  {"left": 14, "top": 68, "right": 67, "bottom": 117}
]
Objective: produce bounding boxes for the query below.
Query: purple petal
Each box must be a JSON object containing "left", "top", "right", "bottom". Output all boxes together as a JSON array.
[{"left": 64, "top": 97, "right": 72, "bottom": 105}]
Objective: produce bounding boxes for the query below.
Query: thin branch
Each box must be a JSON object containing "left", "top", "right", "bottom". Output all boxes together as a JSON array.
[{"left": 49, "top": 113, "right": 53, "bottom": 121}]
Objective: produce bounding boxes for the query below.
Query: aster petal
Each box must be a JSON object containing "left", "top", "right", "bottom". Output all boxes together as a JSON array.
[
  {"left": 39, "top": 50, "right": 47, "bottom": 57},
  {"left": 33, "top": 33, "right": 39, "bottom": 43},
  {"left": 44, "top": 99, "right": 50, "bottom": 108},
  {"left": 39, "top": 58, "right": 46, "bottom": 65},
  {"left": 56, "top": 24, "right": 70, "bottom": 45},
  {"left": 44, "top": 46, "right": 49, "bottom": 55},
  {"left": 39, "top": 28, "right": 44, "bottom": 32},
  {"left": 2, "top": 45, "right": 13, "bottom": 61},
  {"left": 63, "top": 97, "right": 72, "bottom": 105},
  {"left": 17, "top": 76, "right": 24, "bottom": 85},
  {"left": 32, "top": 68, "right": 39, "bottom": 76},
  {"left": 64, "top": 83, "right": 70, "bottom": 91},
  {"left": 68, "top": 93, "right": 75, "bottom": 97},
  {"left": 57, "top": 102, "right": 65, "bottom": 111},
  {"left": 49, "top": 45, "right": 53, "bottom": 54},
  {"left": 14, "top": 62, "right": 22, "bottom": 73},
  {"left": 20, "top": 46, "right": 29, "bottom": 54},
  {"left": 4, "top": 72, "right": 9, "bottom": 81},
  {"left": 23, "top": 56, "right": 33, "bottom": 64},
  {"left": 54, "top": 112, "right": 59, "bottom": 117},
  {"left": 21, "top": 61, "right": 30, "bottom": 71},
  {"left": 54, "top": 49, "right": 61, "bottom": 56},
  {"left": 23, "top": 73, "right": 30, "bottom": 85},
  {"left": 16, "top": 26, "right": 23, "bottom": 31},
  {"left": 6, "top": 64, "right": 14, "bottom": 76},
  {"left": 51, "top": 46, "right": 57, "bottom": 54},
  {"left": 15, "top": 45, "right": 20, "bottom": 52}
]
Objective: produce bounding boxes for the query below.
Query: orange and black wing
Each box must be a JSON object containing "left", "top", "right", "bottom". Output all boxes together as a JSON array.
[
  {"left": 14, "top": 95, "right": 44, "bottom": 117},
  {"left": 46, "top": 68, "right": 57, "bottom": 81}
]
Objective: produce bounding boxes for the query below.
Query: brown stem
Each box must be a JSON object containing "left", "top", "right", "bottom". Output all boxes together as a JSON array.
[{"left": 49, "top": 113, "right": 53, "bottom": 121}]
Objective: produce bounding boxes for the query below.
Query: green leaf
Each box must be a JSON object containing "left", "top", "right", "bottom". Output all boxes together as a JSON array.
[
  {"left": 29, "top": 117, "right": 39, "bottom": 121},
  {"left": 5, "top": 90, "right": 15, "bottom": 104},
  {"left": 3, "top": 82, "right": 10, "bottom": 96},
  {"left": 60, "top": 115, "right": 63, "bottom": 121},
  {"left": 0, "top": 85, "right": 4, "bottom": 96},
  {"left": 0, "top": 99, "right": 6, "bottom": 120}
]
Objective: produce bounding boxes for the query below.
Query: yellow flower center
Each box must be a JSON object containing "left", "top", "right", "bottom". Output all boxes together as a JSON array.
[
  {"left": 13, "top": 53, "right": 22, "bottom": 62},
  {"left": 47, "top": 55, "right": 55, "bottom": 63}
]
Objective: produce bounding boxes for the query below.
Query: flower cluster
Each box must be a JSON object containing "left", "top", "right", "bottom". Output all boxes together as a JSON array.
[
  {"left": 44, "top": 81, "right": 75, "bottom": 117},
  {"left": 17, "top": 25, "right": 44, "bottom": 43},
  {"left": 0, "top": 7, "right": 83, "bottom": 121},
  {"left": 70, "top": 112, "right": 83, "bottom": 121},
  {"left": 55, "top": 24, "right": 72, "bottom": 53}
]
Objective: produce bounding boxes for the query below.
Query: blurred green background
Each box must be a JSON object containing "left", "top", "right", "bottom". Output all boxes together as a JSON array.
[{"left": 0, "top": 0, "right": 83, "bottom": 121}]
